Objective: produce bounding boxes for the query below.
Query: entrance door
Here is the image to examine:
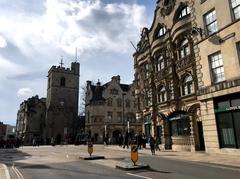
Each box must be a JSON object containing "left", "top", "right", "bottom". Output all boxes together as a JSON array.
[{"left": 197, "top": 121, "right": 205, "bottom": 150}]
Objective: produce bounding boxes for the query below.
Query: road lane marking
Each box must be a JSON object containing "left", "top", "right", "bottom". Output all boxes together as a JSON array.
[
  {"left": 12, "top": 164, "right": 24, "bottom": 179},
  {"left": 126, "top": 172, "right": 152, "bottom": 179},
  {"left": 2, "top": 164, "right": 11, "bottom": 179}
]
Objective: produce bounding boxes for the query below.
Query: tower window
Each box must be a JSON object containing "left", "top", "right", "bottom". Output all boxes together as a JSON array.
[{"left": 60, "top": 77, "right": 66, "bottom": 87}]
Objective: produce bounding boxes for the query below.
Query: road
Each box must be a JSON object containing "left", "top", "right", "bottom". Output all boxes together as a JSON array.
[{"left": 0, "top": 145, "right": 239, "bottom": 179}]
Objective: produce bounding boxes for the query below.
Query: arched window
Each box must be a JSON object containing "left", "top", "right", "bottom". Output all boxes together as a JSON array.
[
  {"left": 60, "top": 77, "right": 65, "bottom": 87},
  {"left": 178, "top": 39, "right": 190, "bottom": 59},
  {"left": 156, "top": 55, "right": 165, "bottom": 72},
  {"left": 182, "top": 74, "right": 193, "bottom": 96},
  {"left": 107, "top": 98, "right": 113, "bottom": 106},
  {"left": 157, "top": 86, "right": 167, "bottom": 103},
  {"left": 178, "top": 6, "right": 190, "bottom": 19},
  {"left": 158, "top": 26, "right": 166, "bottom": 37}
]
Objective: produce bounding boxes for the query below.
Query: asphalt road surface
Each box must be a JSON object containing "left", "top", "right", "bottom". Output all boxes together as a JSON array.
[{"left": 1, "top": 145, "right": 239, "bottom": 179}]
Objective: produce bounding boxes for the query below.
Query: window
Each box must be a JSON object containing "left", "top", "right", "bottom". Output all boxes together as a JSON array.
[
  {"left": 60, "top": 77, "right": 65, "bottom": 87},
  {"left": 107, "top": 98, "right": 113, "bottom": 106},
  {"left": 236, "top": 41, "right": 240, "bottom": 63},
  {"left": 215, "top": 95, "right": 240, "bottom": 148},
  {"left": 110, "top": 88, "right": 118, "bottom": 95},
  {"left": 178, "top": 6, "right": 191, "bottom": 19},
  {"left": 209, "top": 52, "right": 225, "bottom": 83},
  {"left": 204, "top": 10, "right": 218, "bottom": 35},
  {"left": 156, "top": 55, "right": 165, "bottom": 71},
  {"left": 231, "top": 0, "right": 240, "bottom": 20},
  {"left": 178, "top": 39, "right": 190, "bottom": 59},
  {"left": 158, "top": 26, "right": 166, "bottom": 37},
  {"left": 126, "top": 99, "right": 130, "bottom": 108},
  {"left": 169, "top": 80, "right": 174, "bottom": 99},
  {"left": 117, "top": 98, "right": 122, "bottom": 107},
  {"left": 182, "top": 74, "right": 194, "bottom": 96},
  {"left": 145, "top": 89, "right": 152, "bottom": 106},
  {"left": 107, "top": 112, "right": 112, "bottom": 122},
  {"left": 157, "top": 86, "right": 167, "bottom": 103},
  {"left": 145, "top": 63, "right": 150, "bottom": 78},
  {"left": 117, "top": 112, "right": 122, "bottom": 122},
  {"left": 170, "top": 114, "right": 190, "bottom": 136}
]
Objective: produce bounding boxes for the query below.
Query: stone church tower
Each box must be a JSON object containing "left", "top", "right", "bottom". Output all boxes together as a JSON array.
[{"left": 44, "top": 61, "right": 79, "bottom": 144}]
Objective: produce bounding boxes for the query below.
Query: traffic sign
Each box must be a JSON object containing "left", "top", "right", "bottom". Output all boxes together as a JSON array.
[
  {"left": 131, "top": 144, "right": 138, "bottom": 165},
  {"left": 88, "top": 142, "right": 93, "bottom": 156}
]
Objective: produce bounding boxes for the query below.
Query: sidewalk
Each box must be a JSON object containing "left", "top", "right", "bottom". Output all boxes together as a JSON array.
[{"left": 105, "top": 145, "right": 240, "bottom": 169}]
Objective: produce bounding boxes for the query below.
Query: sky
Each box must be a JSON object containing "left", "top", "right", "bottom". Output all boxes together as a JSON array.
[{"left": 0, "top": 0, "right": 156, "bottom": 125}]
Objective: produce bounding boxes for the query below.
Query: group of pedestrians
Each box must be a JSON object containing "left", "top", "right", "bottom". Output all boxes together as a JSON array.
[
  {"left": 0, "top": 138, "right": 21, "bottom": 148},
  {"left": 115, "top": 131, "right": 161, "bottom": 155}
]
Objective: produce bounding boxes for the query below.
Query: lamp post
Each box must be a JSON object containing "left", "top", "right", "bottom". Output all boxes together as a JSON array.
[{"left": 122, "top": 93, "right": 126, "bottom": 133}]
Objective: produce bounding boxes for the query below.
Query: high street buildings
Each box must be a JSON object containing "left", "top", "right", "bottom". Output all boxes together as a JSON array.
[
  {"left": 85, "top": 76, "right": 141, "bottom": 143},
  {"left": 134, "top": 0, "right": 240, "bottom": 153}
]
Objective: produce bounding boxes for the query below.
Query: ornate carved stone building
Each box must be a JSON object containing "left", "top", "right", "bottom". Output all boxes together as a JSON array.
[
  {"left": 85, "top": 76, "right": 141, "bottom": 143},
  {"left": 134, "top": 0, "right": 240, "bottom": 153}
]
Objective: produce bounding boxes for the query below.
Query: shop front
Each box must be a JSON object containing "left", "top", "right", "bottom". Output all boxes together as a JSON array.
[
  {"left": 168, "top": 111, "right": 191, "bottom": 151},
  {"left": 214, "top": 94, "right": 240, "bottom": 149}
]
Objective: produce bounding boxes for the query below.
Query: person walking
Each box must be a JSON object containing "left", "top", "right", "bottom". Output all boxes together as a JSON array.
[
  {"left": 149, "top": 136, "right": 155, "bottom": 155},
  {"left": 123, "top": 132, "right": 129, "bottom": 149}
]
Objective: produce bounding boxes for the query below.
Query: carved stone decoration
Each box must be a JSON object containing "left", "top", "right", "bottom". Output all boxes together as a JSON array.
[{"left": 160, "top": 0, "right": 176, "bottom": 17}]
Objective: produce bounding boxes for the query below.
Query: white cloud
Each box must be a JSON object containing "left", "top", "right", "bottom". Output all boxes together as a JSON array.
[
  {"left": 17, "top": 88, "right": 34, "bottom": 97},
  {"left": 0, "top": 35, "right": 7, "bottom": 48},
  {"left": 0, "top": 0, "right": 147, "bottom": 56}
]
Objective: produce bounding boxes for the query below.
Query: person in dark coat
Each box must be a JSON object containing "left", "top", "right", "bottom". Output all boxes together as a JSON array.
[
  {"left": 149, "top": 136, "right": 155, "bottom": 155},
  {"left": 123, "top": 132, "right": 129, "bottom": 149}
]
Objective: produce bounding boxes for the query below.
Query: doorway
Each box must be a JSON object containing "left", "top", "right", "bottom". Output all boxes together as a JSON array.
[{"left": 197, "top": 121, "right": 205, "bottom": 150}]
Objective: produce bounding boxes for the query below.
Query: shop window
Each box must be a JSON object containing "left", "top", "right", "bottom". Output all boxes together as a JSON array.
[
  {"left": 215, "top": 95, "right": 240, "bottom": 148},
  {"left": 169, "top": 113, "right": 190, "bottom": 136},
  {"left": 204, "top": 9, "right": 218, "bottom": 35},
  {"left": 230, "top": 0, "right": 240, "bottom": 20}
]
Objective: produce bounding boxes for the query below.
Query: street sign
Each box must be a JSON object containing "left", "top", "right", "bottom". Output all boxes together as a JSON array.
[
  {"left": 88, "top": 143, "right": 93, "bottom": 156},
  {"left": 131, "top": 144, "right": 138, "bottom": 165}
]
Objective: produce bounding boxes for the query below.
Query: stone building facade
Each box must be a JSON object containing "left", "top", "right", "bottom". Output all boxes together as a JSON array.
[
  {"left": 0, "top": 122, "right": 7, "bottom": 140},
  {"left": 134, "top": 0, "right": 240, "bottom": 154},
  {"left": 16, "top": 95, "right": 46, "bottom": 145},
  {"left": 85, "top": 76, "right": 141, "bottom": 144},
  {"left": 44, "top": 62, "right": 80, "bottom": 144}
]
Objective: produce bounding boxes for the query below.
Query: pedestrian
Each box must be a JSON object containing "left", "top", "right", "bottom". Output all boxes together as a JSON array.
[
  {"left": 123, "top": 132, "right": 129, "bottom": 149},
  {"left": 50, "top": 137, "right": 55, "bottom": 146},
  {"left": 155, "top": 136, "right": 161, "bottom": 151},
  {"left": 142, "top": 133, "right": 147, "bottom": 149},
  {"left": 118, "top": 133, "right": 123, "bottom": 147},
  {"left": 32, "top": 138, "right": 36, "bottom": 147},
  {"left": 149, "top": 136, "right": 155, "bottom": 155},
  {"left": 137, "top": 132, "right": 142, "bottom": 149}
]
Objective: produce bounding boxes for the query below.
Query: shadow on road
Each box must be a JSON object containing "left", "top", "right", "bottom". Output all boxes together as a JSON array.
[{"left": 0, "top": 148, "right": 31, "bottom": 166}]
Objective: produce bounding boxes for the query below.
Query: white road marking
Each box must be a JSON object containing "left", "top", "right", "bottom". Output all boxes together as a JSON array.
[
  {"left": 12, "top": 163, "right": 24, "bottom": 179},
  {"left": 2, "top": 164, "right": 11, "bottom": 179},
  {"left": 126, "top": 172, "right": 152, "bottom": 179}
]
